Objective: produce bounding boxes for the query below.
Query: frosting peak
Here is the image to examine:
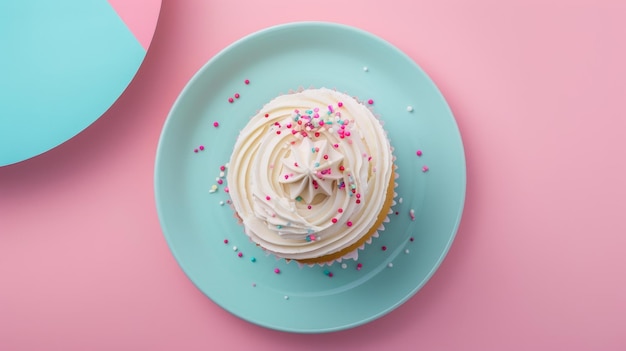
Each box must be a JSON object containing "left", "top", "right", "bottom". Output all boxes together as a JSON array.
[{"left": 279, "top": 138, "right": 344, "bottom": 203}]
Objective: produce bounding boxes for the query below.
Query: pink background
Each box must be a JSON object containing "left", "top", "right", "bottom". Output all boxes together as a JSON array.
[{"left": 1, "top": 0, "right": 625, "bottom": 350}]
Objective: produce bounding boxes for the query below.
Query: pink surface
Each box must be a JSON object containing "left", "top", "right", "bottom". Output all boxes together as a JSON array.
[
  {"left": 107, "top": 0, "right": 161, "bottom": 50},
  {"left": 1, "top": 0, "right": 625, "bottom": 350}
]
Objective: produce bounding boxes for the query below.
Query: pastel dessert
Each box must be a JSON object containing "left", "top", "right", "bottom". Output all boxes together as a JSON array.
[{"left": 226, "top": 88, "right": 396, "bottom": 265}]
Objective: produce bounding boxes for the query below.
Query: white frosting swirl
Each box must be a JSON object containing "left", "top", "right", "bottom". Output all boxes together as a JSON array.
[{"left": 226, "top": 88, "right": 393, "bottom": 261}]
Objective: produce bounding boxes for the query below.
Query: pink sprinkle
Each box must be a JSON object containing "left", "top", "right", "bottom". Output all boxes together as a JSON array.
[
  {"left": 337, "top": 208, "right": 343, "bottom": 213},
  {"left": 194, "top": 149, "right": 198, "bottom": 153},
  {"left": 334, "top": 144, "right": 339, "bottom": 148},
  {"left": 309, "top": 234, "right": 316, "bottom": 241},
  {"left": 410, "top": 237, "right": 415, "bottom": 242},
  {"left": 284, "top": 174, "right": 289, "bottom": 179},
  {"left": 244, "top": 79, "right": 250, "bottom": 85},
  {"left": 367, "top": 99, "right": 374, "bottom": 105},
  {"left": 307, "top": 205, "right": 312, "bottom": 210},
  {"left": 238, "top": 252, "right": 243, "bottom": 257},
  {"left": 217, "top": 179, "right": 223, "bottom": 185},
  {"left": 199, "top": 145, "right": 205, "bottom": 151},
  {"left": 382, "top": 246, "right": 387, "bottom": 251},
  {"left": 345, "top": 131, "right": 351, "bottom": 137},
  {"left": 416, "top": 150, "right": 423, "bottom": 156},
  {"left": 328, "top": 272, "right": 334, "bottom": 277},
  {"left": 220, "top": 165, "right": 226, "bottom": 171},
  {"left": 323, "top": 154, "right": 328, "bottom": 160},
  {"left": 346, "top": 221, "right": 353, "bottom": 227},
  {"left": 266, "top": 196, "right": 271, "bottom": 201},
  {"left": 213, "top": 122, "right": 219, "bottom": 128},
  {"left": 264, "top": 113, "right": 269, "bottom": 118},
  {"left": 234, "top": 93, "right": 240, "bottom": 99},
  {"left": 338, "top": 102, "right": 343, "bottom": 107},
  {"left": 356, "top": 263, "right": 363, "bottom": 271},
  {"left": 223, "top": 239, "right": 229, "bottom": 244},
  {"left": 331, "top": 218, "right": 338, "bottom": 224},
  {"left": 228, "top": 97, "right": 234, "bottom": 103},
  {"left": 224, "top": 187, "right": 229, "bottom": 193},
  {"left": 274, "top": 268, "right": 280, "bottom": 274},
  {"left": 319, "top": 120, "right": 325, "bottom": 126},
  {"left": 276, "top": 130, "right": 281, "bottom": 135},
  {"left": 422, "top": 165, "right": 429, "bottom": 172},
  {"left": 356, "top": 193, "right": 361, "bottom": 198}
]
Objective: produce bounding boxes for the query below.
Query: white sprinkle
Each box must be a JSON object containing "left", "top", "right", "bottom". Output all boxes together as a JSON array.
[
  {"left": 215, "top": 177, "right": 220, "bottom": 182},
  {"left": 363, "top": 66, "right": 369, "bottom": 72},
  {"left": 341, "top": 263, "right": 347, "bottom": 269},
  {"left": 407, "top": 105, "right": 414, "bottom": 112},
  {"left": 387, "top": 262, "right": 394, "bottom": 268},
  {"left": 219, "top": 201, "right": 224, "bottom": 206},
  {"left": 405, "top": 249, "right": 410, "bottom": 254},
  {"left": 225, "top": 163, "right": 230, "bottom": 168},
  {"left": 233, "top": 246, "right": 238, "bottom": 251},
  {"left": 209, "top": 185, "right": 218, "bottom": 193},
  {"left": 219, "top": 171, "right": 225, "bottom": 178},
  {"left": 398, "top": 197, "right": 403, "bottom": 204},
  {"left": 409, "top": 209, "right": 415, "bottom": 221},
  {"left": 284, "top": 295, "right": 289, "bottom": 300}
]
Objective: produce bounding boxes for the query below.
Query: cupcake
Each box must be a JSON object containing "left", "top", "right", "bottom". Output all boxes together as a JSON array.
[{"left": 226, "top": 88, "right": 396, "bottom": 265}]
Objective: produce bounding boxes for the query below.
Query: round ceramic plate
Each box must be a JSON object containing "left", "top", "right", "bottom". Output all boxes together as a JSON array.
[
  {"left": 0, "top": 0, "right": 161, "bottom": 166},
  {"left": 155, "top": 22, "right": 465, "bottom": 333}
]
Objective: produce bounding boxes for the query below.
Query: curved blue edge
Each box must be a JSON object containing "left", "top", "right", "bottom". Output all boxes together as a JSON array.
[
  {"left": 154, "top": 21, "right": 466, "bottom": 333},
  {"left": 0, "top": 0, "right": 152, "bottom": 166}
]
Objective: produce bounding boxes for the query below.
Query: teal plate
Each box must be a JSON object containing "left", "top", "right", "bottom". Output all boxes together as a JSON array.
[
  {"left": 155, "top": 22, "right": 466, "bottom": 333},
  {"left": 0, "top": 0, "right": 161, "bottom": 166}
]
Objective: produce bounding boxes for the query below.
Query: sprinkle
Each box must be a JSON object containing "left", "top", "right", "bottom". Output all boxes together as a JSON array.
[
  {"left": 219, "top": 201, "right": 224, "bottom": 206},
  {"left": 284, "top": 295, "right": 289, "bottom": 300},
  {"left": 194, "top": 149, "right": 198, "bottom": 153},
  {"left": 363, "top": 66, "right": 369, "bottom": 72},
  {"left": 217, "top": 179, "right": 223, "bottom": 185},
  {"left": 328, "top": 272, "right": 334, "bottom": 277},
  {"left": 233, "top": 246, "right": 238, "bottom": 251},
  {"left": 296, "top": 196, "right": 302, "bottom": 202},
  {"left": 199, "top": 145, "right": 205, "bottom": 151},
  {"left": 405, "top": 249, "right": 410, "bottom": 254},
  {"left": 323, "top": 269, "right": 330, "bottom": 276},
  {"left": 410, "top": 237, "right": 415, "bottom": 242},
  {"left": 341, "top": 263, "right": 347, "bottom": 269},
  {"left": 264, "top": 113, "right": 269, "bottom": 118},
  {"left": 331, "top": 218, "right": 338, "bottom": 224},
  {"left": 307, "top": 205, "right": 312, "bottom": 210},
  {"left": 337, "top": 208, "right": 343, "bottom": 213},
  {"left": 213, "top": 121, "right": 219, "bottom": 127},
  {"left": 238, "top": 252, "right": 243, "bottom": 257},
  {"left": 399, "top": 197, "right": 403, "bottom": 204},
  {"left": 220, "top": 165, "right": 226, "bottom": 171},
  {"left": 209, "top": 185, "right": 218, "bottom": 193},
  {"left": 356, "top": 263, "right": 363, "bottom": 270},
  {"left": 387, "top": 263, "right": 394, "bottom": 268},
  {"left": 251, "top": 257, "right": 256, "bottom": 262},
  {"left": 266, "top": 196, "right": 271, "bottom": 201},
  {"left": 407, "top": 106, "right": 414, "bottom": 112},
  {"left": 244, "top": 79, "right": 250, "bottom": 84},
  {"left": 223, "top": 239, "right": 229, "bottom": 244},
  {"left": 224, "top": 187, "right": 229, "bottom": 193},
  {"left": 228, "top": 97, "right": 234, "bottom": 103},
  {"left": 219, "top": 171, "right": 225, "bottom": 177},
  {"left": 323, "top": 154, "right": 328, "bottom": 160},
  {"left": 416, "top": 150, "right": 422, "bottom": 156},
  {"left": 346, "top": 221, "right": 353, "bottom": 227},
  {"left": 367, "top": 99, "right": 374, "bottom": 105},
  {"left": 409, "top": 209, "right": 415, "bottom": 221},
  {"left": 339, "top": 166, "right": 345, "bottom": 171},
  {"left": 422, "top": 165, "right": 429, "bottom": 172},
  {"left": 274, "top": 268, "right": 281, "bottom": 274},
  {"left": 381, "top": 246, "right": 387, "bottom": 251},
  {"left": 338, "top": 102, "right": 343, "bottom": 107},
  {"left": 234, "top": 93, "right": 240, "bottom": 99},
  {"left": 276, "top": 130, "right": 281, "bottom": 134}
]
